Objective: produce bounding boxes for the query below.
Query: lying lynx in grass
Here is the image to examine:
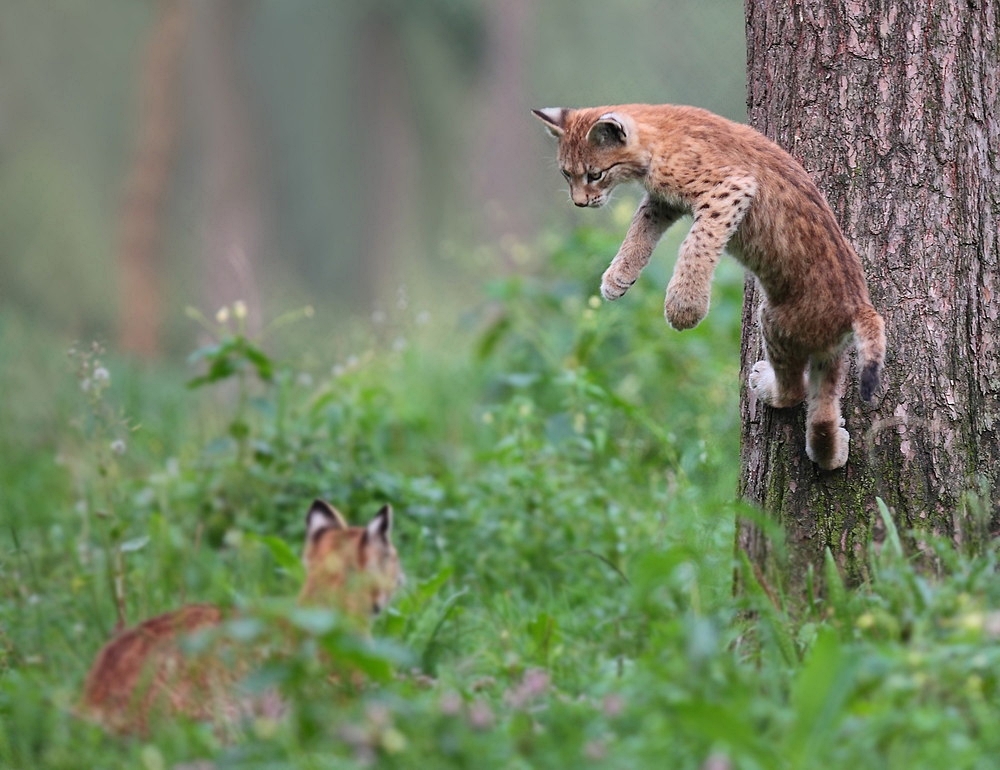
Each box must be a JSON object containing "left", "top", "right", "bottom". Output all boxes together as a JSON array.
[
  {"left": 534, "top": 104, "right": 885, "bottom": 470},
  {"left": 79, "top": 500, "right": 401, "bottom": 735}
]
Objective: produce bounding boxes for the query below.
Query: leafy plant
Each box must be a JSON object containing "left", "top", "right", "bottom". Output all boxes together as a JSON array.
[{"left": 2, "top": 227, "right": 1000, "bottom": 768}]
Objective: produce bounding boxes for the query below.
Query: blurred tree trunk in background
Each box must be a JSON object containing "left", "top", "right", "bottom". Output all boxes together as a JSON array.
[
  {"left": 193, "top": 0, "right": 264, "bottom": 334},
  {"left": 356, "top": 11, "right": 418, "bottom": 309},
  {"left": 117, "top": 0, "right": 188, "bottom": 357},
  {"left": 473, "top": 0, "right": 536, "bottom": 261},
  {"left": 739, "top": 0, "right": 1000, "bottom": 593}
]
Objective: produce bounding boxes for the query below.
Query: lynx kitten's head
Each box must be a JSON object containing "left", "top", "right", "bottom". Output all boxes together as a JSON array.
[
  {"left": 533, "top": 107, "right": 645, "bottom": 208},
  {"left": 299, "top": 499, "right": 403, "bottom": 616}
]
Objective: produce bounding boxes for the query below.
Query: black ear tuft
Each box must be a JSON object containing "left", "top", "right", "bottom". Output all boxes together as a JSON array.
[
  {"left": 586, "top": 114, "right": 628, "bottom": 147},
  {"left": 532, "top": 108, "right": 568, "bottom": 138},
  {"left": 306, "top": 499, "right": 347, "bottom": 542}
]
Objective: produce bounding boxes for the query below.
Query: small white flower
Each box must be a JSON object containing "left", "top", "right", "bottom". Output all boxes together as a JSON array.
[
  {"left": 110, "top": 439, "right": 127, "bottom": 455},
  {"left": 92, "top": 366, "right": 110, "bottom": 384},
  {"left": 233, "top": 300, "right": 248, "bottom": 320},
  {"left": 216, "top": 306, "right": 230, "bottom": 323}
]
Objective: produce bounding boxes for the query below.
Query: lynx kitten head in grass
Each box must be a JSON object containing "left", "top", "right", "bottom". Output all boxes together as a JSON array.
[
  {"left": 534, "top": 104, "right": 885, "bottom": 470},
  {"left": 79, "top": 500, "right": 402, "bottom": 735}
]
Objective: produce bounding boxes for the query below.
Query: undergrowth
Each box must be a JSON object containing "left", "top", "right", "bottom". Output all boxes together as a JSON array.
[{"left": 1, "top": 224, "right": 998, "bottom": 769}]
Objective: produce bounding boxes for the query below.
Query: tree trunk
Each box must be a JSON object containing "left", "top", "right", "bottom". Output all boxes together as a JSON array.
[
  {"left": 473, "top": 0, "right": 536, "bottom": 257},
  {"left": 117, "top": 0, "right": 188, "bottom": 357},
  {"left": 739, "top": 0, "right": 1000, "bottom": 593},
  {"left": 355, "top": 11, "right": 419, "bottom": 309},
  {"left": 193, "top": 0, "right": 264, "bottom": 334}
]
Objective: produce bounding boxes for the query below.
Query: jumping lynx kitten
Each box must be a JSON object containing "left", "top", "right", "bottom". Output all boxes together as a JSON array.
[
  {"left": 79, "top": 500, "right": 401, "bottom": 734},
  {"left": 533, "top": 104, "right": 885, "bottom": 470}
]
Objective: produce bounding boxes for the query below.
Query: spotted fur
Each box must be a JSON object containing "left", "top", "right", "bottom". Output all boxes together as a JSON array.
[
  {"left": 78, "top": 500, "right": 402, "bottom": 734},
  {"left": 534, "top": 103, "right": 886, "bottom": 470}
]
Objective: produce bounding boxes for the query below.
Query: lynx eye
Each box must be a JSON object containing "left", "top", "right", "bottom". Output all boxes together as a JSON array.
[
  {"left": 560, "top": 168, "right": 571, "bottom": 181},
  {"left": 586, "top": 169, "right": 605, "bottom": 183}
]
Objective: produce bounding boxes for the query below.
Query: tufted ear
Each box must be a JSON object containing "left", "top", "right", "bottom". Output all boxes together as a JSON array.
[
  {"left": 305, "top": 499, "right": 347, "bottom": 542},
  {"left": 363, "top": 504, "right": 393, "bottom": 545},
  {"left": 586, "top": 113, "right": 628, "bottom": 147},
  {"left": 532, "top": 108, "right": 569, "bottom": 138}
]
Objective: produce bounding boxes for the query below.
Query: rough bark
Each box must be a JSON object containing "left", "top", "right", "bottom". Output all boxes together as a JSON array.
[
  {"left": 739, "top": 0, "right": 1000, "bottom": 592},
  {"left": 117, "top": 0, "right": 188, "bottom": 357}
]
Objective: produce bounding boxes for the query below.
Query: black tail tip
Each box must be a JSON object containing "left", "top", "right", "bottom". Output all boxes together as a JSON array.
[{"left": 860, "top": 362, "right": 880, "bottom": 402}]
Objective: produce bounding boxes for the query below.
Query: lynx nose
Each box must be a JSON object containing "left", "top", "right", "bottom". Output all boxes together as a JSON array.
[{"left": 574, "top": 200, "right": 588, "bottom": 208}]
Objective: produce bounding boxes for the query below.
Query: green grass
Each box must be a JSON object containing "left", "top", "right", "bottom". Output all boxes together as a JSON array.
[{"left": 2, "top": 225, "right": 999, "bottom": 769}]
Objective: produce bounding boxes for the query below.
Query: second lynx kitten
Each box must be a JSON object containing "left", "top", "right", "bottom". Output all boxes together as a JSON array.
[
  {"left": 533, "top": 104, "right": 885, "bottom": 470},
  {"left": 79, "top": 500, "right": 402, "bottom": 734}
]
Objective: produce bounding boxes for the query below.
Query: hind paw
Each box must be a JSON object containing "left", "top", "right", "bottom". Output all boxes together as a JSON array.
[
  {"left": 748, "top": 361, "right": 777, "bottom": 404},
  {"left": 749, "top": 360, "right": 807, "bottom": 408},
  {"left": 807, "top": 423, "right": 850, "bottom": 470},
  {"left": 749, "top": 361, "right": 799, "bottom": 407}
]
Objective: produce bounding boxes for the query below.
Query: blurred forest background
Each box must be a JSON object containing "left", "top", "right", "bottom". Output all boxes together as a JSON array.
[
  {"left": 11, "top": 6, "right": 1000, "bottom": 766},
  {"left": 1, "top": 0, "right": 744, "bottom": 358}
]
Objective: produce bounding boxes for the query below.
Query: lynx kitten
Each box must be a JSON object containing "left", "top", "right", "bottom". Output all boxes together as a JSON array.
[
  {"left": 534, "top": 104, "right": 885, "bottom": 470},
  {"left": 79, "top": 500, "right": 402, "bottom": 734}
]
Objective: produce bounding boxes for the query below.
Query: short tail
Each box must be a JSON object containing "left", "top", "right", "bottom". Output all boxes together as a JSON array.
[{"left": 852, "top": 305, "right": 885, "bottom": 402}]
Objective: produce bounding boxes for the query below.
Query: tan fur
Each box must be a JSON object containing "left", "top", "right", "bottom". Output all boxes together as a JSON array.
[
  {"left": 79, "top": 500, "right": 402, "bottom": 734},
  {"left": 534, "top": 104, "right": 886, "bottom": 470}
]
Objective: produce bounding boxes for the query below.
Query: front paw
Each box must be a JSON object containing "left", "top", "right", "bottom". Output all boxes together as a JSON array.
[
  {"left": 600, "top": 263, "right": 637, "bottom": 301},
  {"left": 664, "top": 287, "right": 709, "bottom": 330}
]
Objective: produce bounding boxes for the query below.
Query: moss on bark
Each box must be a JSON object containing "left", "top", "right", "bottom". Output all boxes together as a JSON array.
[{"left": 739, "top": 0, "right": 1000, "bottom": 598}]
